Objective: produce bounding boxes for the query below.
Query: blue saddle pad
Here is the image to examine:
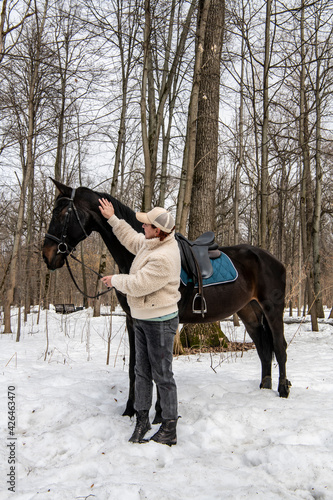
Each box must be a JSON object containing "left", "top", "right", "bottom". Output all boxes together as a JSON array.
[{"left": 180, "top": 252, "right": 238, "bottom": 288}]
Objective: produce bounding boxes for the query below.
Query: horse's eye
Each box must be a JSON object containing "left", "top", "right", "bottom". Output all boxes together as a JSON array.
[{"left": 53, "top": 201, "right": 68, "bottom": 216}]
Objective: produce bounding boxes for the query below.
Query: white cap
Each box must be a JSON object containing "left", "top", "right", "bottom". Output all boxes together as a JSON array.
[{"left": 136, "top": 207, "right": 175, "bottom": 233}]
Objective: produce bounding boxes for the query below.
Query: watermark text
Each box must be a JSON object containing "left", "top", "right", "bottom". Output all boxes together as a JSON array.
[{"left": 7, "top": 386, "right": 16, "bottom": 493}]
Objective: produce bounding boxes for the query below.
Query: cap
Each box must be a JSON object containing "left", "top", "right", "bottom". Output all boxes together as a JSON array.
[{"left": 136, "top": 207, "right": 175, "bottom": 233}]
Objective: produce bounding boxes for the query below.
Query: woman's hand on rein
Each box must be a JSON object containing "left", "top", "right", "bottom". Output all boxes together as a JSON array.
[
  {"left": 101, "top": 275, "right": 113, "bottom": 289},
  {"left": 99, "top": 198, "right": 115, "bottom": 219}
]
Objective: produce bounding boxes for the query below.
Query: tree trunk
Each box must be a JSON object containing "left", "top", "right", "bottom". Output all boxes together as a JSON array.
[
  {"left": 141, "top": 0, "right": 153, "bottom": 210},
  {"left": 232, "top": 11, "right": 245, "bottom": 329},
  {"left": 312, "top": 26, "right": 324, "bottom": 318},
  {"left": 93, "top": 8, "right": 134, "bottom": 317},
  {"left": 176, "top": 0, "right": 210, "bottom": 234},
  {"left": 93, "top": 240, "right": 108, "bottom": 317},
  {"left": 0, "top": 0, "right": 7, "bottom": 62},
  {"left": 159, "top": 102, "right": 173, "bottom": 207},
  {"left": 297, "top": 224, "right": 302, "bottom": 316},
  {"left": 24, "top": 168, "right": 35, "bottom": 322},
  {"left": 3, "top": 1, "right": 48, "bottom": 332},
  {"left": 188, "top": 0, "right": 225, "bottom": 240},
  {"left": 142, "top": 0, "right": 196, "bottom": 211},
  {"left": 159, "top": 0, "right": 177, "bottom": 207},
  {"left": 299, "top": 0, "right": 318, "bottom": 331},
  {"left": 260, "top": 0, "right": 271, "bottom": 250},
  {"left": 182, "top": 0, "right": 225, "bottom": 345},
  {"left": 54, "top": 46, "right": 67, "bottom": 182}
]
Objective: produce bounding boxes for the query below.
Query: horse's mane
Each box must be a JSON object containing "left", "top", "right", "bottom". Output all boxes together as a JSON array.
[{"left": 94, "top": 189, "right": 143, "bottom": 233}]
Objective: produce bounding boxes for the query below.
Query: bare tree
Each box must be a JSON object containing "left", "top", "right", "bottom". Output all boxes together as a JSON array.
[
  {"left": 311, "top": 2, "right": 332, "bottom": 318},
  {"left": 259, "top": 0, "right": 272, "bottom": 249},
  {"left": 3, "top": 0, "right": 49, "bottom": 332},
  {"left": 188, "top": 0, "right": 225, "bottom": 240},
  {"left": 141, "top": 0, "right": 197, "bottom": 210},
  {"left": 0, "top": 0, "right": 33, "bottom": 64},
  {"left": 176, "top": 0, "right": 210, "bottom": 234}
]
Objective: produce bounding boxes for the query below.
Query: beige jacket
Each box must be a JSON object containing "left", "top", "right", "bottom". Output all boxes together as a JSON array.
[{"left": 108, "top": 215, "right": 181, "bottom": 320}]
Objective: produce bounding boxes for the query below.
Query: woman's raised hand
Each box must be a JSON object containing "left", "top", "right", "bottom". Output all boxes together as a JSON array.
[{"left": 99, "top": 198, "right": 115, "bottom": 219}]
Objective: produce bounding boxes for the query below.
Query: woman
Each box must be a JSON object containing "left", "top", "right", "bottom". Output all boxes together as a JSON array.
[{"left": 99, "top": 198, "right": 181, "bottom": 446}]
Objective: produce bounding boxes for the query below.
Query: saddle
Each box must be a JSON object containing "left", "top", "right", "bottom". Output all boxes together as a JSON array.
[{"left": 175, "top": 231, "right": 221, "bottom": 317}]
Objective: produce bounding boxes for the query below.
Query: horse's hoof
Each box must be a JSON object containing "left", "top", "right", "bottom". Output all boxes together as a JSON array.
[
  {"left": 278, "top": 379, "right": 292, "bottom": 398},
  {"left": 260, "top": 376, "right": 272, "bottom": 390},
  {"left": 152, "top": 414, "right": 163, "bottom": 425}
]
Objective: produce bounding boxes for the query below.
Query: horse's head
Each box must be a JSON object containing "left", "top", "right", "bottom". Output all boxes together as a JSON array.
[{"left": 42, "top": 179, "right": 92, "bottom": 270}]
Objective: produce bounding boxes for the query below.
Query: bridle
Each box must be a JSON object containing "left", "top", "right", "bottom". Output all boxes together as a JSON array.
[
  {"left": 45, "top": 188, "right": 88, "bottom": 255},
  {"left": 45, "top": 188, "right": 112, "bottom": 299}
]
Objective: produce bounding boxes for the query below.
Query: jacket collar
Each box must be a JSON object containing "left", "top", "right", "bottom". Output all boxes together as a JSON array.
[{"left": 144, "top": 232, "right": 175, "bottom": 249}]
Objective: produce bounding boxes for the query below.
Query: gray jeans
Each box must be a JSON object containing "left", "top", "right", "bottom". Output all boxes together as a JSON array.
[{"left": 133, "top": 315, "right": 179, "bottom": 420}]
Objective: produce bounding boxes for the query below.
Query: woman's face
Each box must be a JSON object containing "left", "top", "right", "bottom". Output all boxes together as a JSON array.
[{"left": 143, "top": 223, "right": 160, "bottom": 240}]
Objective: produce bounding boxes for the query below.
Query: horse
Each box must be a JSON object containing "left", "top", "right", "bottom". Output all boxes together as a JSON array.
[{"left": 42, "top": 179, "right": 291, "bottom": 422}]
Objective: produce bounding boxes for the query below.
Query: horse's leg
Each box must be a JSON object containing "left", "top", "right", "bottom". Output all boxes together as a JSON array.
[
  {"left": 237, "top": 301, "right": 274, "bottom": 390},
  {"left": 122, "top": 314, "right": 136, "bottom": 417},
  {"left": 153, "top": 388, "right": 162, "bottom": 425},
  {"left": 258, "top": 297, "right": 291, "bottom": 398}
]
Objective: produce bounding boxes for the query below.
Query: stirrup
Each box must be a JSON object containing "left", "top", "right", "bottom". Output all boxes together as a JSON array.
[{"left": 192, "top": 293, "right": 207, "bottom": 315}]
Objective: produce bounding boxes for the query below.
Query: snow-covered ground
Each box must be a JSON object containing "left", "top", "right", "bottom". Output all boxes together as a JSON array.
[{"left": 1, "top": 306, "right": 332, "bottom": 500}]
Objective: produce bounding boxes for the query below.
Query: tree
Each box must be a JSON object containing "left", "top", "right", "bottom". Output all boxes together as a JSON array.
[
  {"left": 3, "top": 0, "right": 49, "bottom": 333},
  {"left": 176, "top": 0, "right": 210, "bottom": 234},
  {"left": 141, "top": 0, "right": 197, "bottom": 210},
  {"left": 259, "top": 0, "right": 272, "bottom": 249},
  {"left": 1, "top": 0, "right": 332, "bottom": 331},
  {"left": 311, "top": 1, "right": 332, "bottom": 319},
  {"left": 188, "top": 0, "right": 225, "bottom": 239},
  {"left": 297, "top": 0, "right": 333, "bottom": 329},
  {"left": 0, "top": 0, "right": 33, "bottom": 64},
  {"left": 180, "top": 0, "right": 226, "bottom": 347}
]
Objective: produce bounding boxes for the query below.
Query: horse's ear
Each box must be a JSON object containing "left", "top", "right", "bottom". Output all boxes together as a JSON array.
[{"left": 50, "top": 178, "right": 72, "bottom": 197}]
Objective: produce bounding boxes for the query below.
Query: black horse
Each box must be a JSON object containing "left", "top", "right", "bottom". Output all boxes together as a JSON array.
[{"left": 43, "top": 180, "right": 291, "bottom": 420}]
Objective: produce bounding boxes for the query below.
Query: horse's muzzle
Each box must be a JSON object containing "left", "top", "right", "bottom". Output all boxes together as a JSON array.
[{"left": 42, "top": 246, "right": 65, "bottom": 270}]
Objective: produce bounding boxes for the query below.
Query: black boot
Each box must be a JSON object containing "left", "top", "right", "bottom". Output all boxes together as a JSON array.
[
  {"left": 150, "top": 418, "right": 178, "bottom": 446},
  {"left": 128, "top": 410, "right": 151, "bottom": 443}
]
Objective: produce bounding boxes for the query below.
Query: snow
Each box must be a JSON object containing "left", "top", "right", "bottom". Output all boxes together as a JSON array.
[{"left": 1, "top": 306, "right": 333, "bottom": 500}]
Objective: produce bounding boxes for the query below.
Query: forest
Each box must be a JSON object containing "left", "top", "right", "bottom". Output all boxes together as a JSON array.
[{"left": 1, "top": 0, "right": 332, "bottom": 334}]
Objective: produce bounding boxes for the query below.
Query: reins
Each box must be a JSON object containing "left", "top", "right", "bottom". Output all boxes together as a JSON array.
[
  {"left": 45, "top": 189, "right": 112, "bottom": 300},
  {"left": 65, "top": 253, "right": 112, "bottom": 300}
]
